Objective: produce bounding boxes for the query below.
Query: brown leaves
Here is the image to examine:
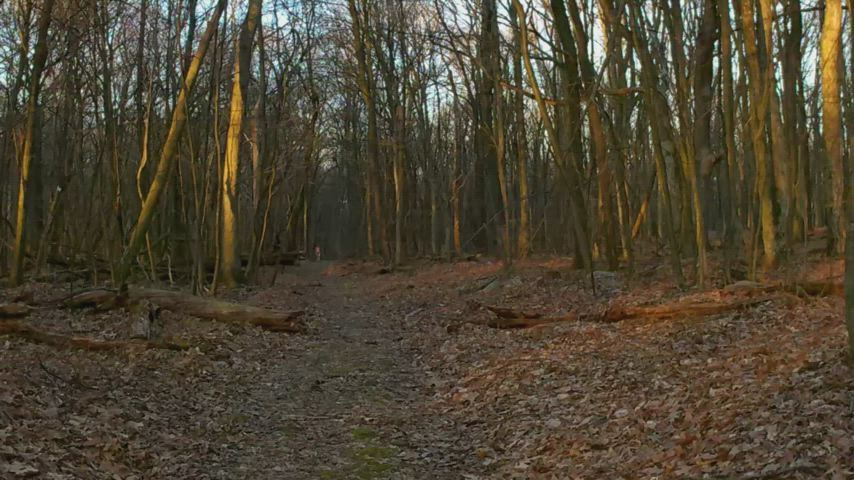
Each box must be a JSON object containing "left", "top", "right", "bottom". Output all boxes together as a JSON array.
[{"left": 374, "top": 258, "right": 854, "bottom": 478}]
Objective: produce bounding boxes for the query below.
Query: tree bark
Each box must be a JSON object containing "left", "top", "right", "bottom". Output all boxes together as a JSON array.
[
  {"left": 513, "top": 0, "right": 592, "bottom": 271},
  {"left": 509, "top": 3, "right": 530, "bottom": 259},
  {"left": 116, "top": 0, "right": 227, "bottom": 286},
  {"left": 739, "top": 0, "right": 776, "bottom": 268},
  {"left": 561, "top": 0, "right": 619, "bottom": 270},
  {"left": 625, "top": 0, "right": 685, "bottom": 286},
  {"left": 10, "top": 0, "right": 55, "bottom": 286},
  {"left": 219, "top": 0, "right": 262, "bottom": 287},
  {"left": 691, "top": 0, "right": 718, "bottom": 286},
  {"left": 64, "top": 288, "right": 305, "bottom": 332},
  {"left": 820, "top": 0, "right": 843, "bottom": 254}
]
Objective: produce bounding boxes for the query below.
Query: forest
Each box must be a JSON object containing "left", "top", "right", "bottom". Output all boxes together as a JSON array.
[
  {"left": 0, "top": 0, "right": 852, "bottom": 288},
  {"left": 1, "top": 0, "right": 854, "bottom": 478}
]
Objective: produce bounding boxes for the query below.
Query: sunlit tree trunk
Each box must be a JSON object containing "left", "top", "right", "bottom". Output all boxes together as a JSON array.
[
  {"left": 821, "top": 0, "right": 843, "bottom": 254},
  {"left": 116, "top": 0, "right": 226, "bottom": 285},
  {"left": 739, "top": 0, "right": 776, "bottom": 269},
  {"left": 219, "top": 0, "right": 262, "bottom": 288},
  {"left": 845, "top": 0, "right": 854, "bottom": 361},
  {"left": 10, "top": 0, "right": 55, "bottom": 286}
]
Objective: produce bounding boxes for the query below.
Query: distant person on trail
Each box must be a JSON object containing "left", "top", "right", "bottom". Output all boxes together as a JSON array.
[{"left": 314, "top": 245, "right": 321, "bottom": 262}]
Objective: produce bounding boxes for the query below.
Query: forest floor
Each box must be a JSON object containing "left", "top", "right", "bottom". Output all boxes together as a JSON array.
[{"left": 2, "top": 254, "right": 854, "bottom": 479}]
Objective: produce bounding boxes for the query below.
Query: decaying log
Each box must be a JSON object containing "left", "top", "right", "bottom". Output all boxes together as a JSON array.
[
  {"left": 258, "top": 251, "right": 301, "bottom": 266},
  {"left": 0, "top": 321, "right": 187, "bottom": 351},
  {"left": 724, "top": 280, "right": 844, "bottom": 298},
  {"left": 601, "top": 294, "right": 779, "bottom": 323},
  {"left": 482, "top": 314, "right": 576, "bottom": 329},
  {"left": 483, "top": 304, "right": 542, "bottom": 319},
  {"left": 781, "top": 281, "right": 843, "bottom": 297},
  {"left": 465, "top": 301, "right": 576, "bottom": 329},
  {"left": 0, "top": 303, "right": 32, "bottom": 318},
  {"left": 63, "top": 288, "right": 305, "bottom": 333},
  {"left": 60, "top": 288, "right": 130, "bottom": 311},
  {"left": 133, "top": 288, "right": 305, "bottom": 332}
]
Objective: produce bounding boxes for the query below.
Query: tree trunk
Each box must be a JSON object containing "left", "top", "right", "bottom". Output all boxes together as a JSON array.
[
  {"left": 219, "top": 0, "right": 262, "bottom": 288},
  {"left": 739, "top": 0, "right": 776, "bottom": 269},
  {"left": 691, "top": 0, "right": 718, "bottom": 286},
  {"left": 116, "top": 0, "right": 227, "bottom": 285},
  {"left": 561, "top": 0, "right": 619, "bottom": 270},
  {"left": 625, "top": 0, "right": 685, "bottom": 286},
  {"left": 348, "top": 0, "right": 387, "bottom": 260},
  {"left": 509, "top": 4, "right": 530, "bottom": 259},
  {"left": 513, "top": 0, "right": 592, "bottom": 271},
  {"left": 10, "top": 0, "right": 55, "bottom": 286},
  {"left": 820, "top": 0, "right": 843, "bottom": 254},
  {"left": 449, "top": 71, "right": 464, "bottom": 257},
  {"left": 845, "top": 0, "right": 854, "bottom": 361}
]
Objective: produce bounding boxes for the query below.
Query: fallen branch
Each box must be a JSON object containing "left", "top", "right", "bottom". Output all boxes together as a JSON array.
[
  {"left": 63, "top": 288, "right": 305, "bottom": 333},
  {"left": 0, "top": 321, "right": 187, "bottom": 351},
  {"left": 0, "top": 303, "right": 32, "bottom": 318},
  {"left": 601, "top": 295, "right": 779, "bottom": 323}
]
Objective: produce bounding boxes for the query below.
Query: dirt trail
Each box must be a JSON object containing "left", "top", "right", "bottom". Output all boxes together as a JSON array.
[{"left": 216, "top": 261, "right": 475, "bottom": 479}]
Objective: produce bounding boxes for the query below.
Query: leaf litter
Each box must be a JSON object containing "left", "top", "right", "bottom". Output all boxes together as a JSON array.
[{"left": 1, "top": 257, "right": 853, "bottom": 478}]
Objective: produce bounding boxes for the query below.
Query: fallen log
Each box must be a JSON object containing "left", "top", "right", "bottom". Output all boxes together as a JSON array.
[
  {"left": 60, "top": 288, "right": 130, "bottom": 311},
  {"left": 0, "top": 303, "right": 32, "bottom": 318},
  {"left": 258, "top": 251, "right": 302, "bottom": 266},
  {"left": 782, "top": 281, "right": 843, "bottom": 297},
  {"left": 601, "top": 294, "right": 779, "bottom": 323},
  {"left": 482, "top": 314, "right": 576, "bottom": 329},
  {"left": 465, "top": 301, "right": 576, "bottom": 329},
  {"left": 134, "top": 288, "right": 305, "bottom": 332},
  {"left": 0, "top": 321, "right": 187, "bottom": 351},
  {"left": 723, "top": 280, "right": 843, "bottom": 298},
  {"left": 63, "top": 288, "right": 305, "bottom": 333},
  {"left": 483, "top": 304, "right": 542, "bottom": 319}
]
